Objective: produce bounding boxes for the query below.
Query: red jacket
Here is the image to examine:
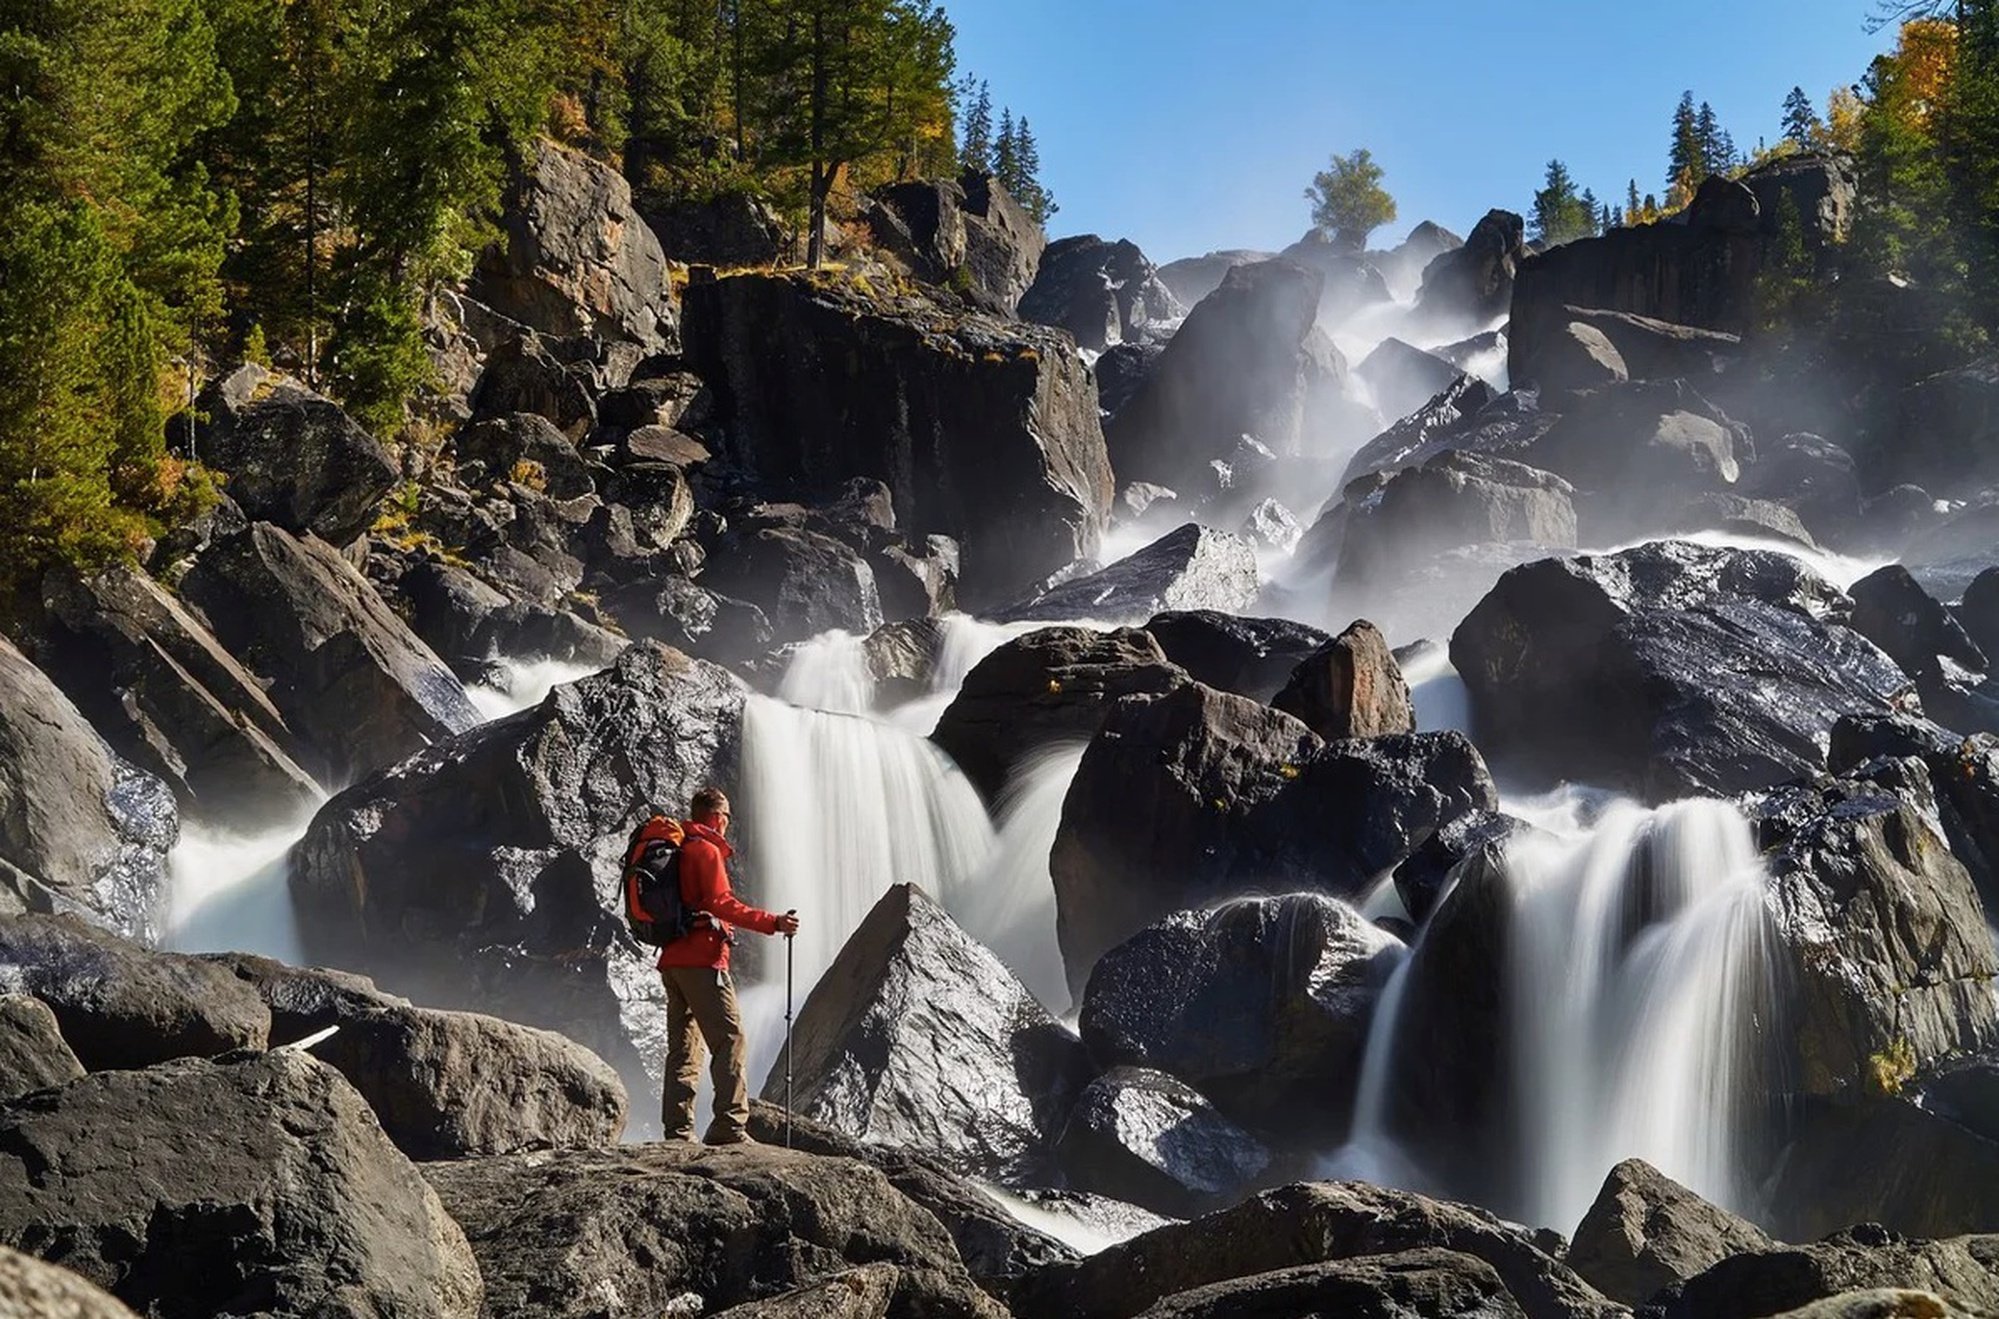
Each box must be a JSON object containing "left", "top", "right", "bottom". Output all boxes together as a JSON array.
[{"left": 656, "top": 822, "right": 780, "bottom": 970}]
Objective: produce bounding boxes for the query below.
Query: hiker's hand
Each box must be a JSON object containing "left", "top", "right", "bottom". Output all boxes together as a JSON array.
[{"left": 776, "top": 910, "right": 800, "bottom": 937}]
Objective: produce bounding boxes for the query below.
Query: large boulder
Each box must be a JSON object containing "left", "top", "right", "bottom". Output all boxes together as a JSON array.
[
  {"left": 388, "top": 557, "right": 626, "bottom": 684},
  {"left": 1009, "top": 1180, "right": 1621, "bottom": 1319},
  {"left": 212, "top": 953, "right": 626, "bottom": 1160},
  {"left": 0, "top": 643, "right": 176, "bottom": 940},
  {"left": 1050, "top": 683, "right": 1495, "bottom": 990},
  {"left": 425, "top": 1142, "right": 1004, "bottom": 1319},
  {"left": 0, "top": 1051, "right": 483, "bottom": 1317},
  {"left": 930, "top": 627, "right": 1187, "bottom": 802},
  {"left": 701, "top": 525, "right": 885, "bottom": 647},
  {"left": 643, "top": 188, "right": 788, "bottom": 267},
  {"left": 1372, "top": 220, "right": 1466, "bottom": 298},
  {"left": 1415, "top": 209, "right": 1527, "bottom": 331},
  {"left": 1750, "top": 758, "right": 1999, "bottom": 1102},
  {"left": 1516, "top": 379, "right": 1748, "bottom": 535},
  {"left": 453, "top": 411, "right": 595, "bottom": 499},
  {"left": 1105, "top": 259, "right": 1337, "bottom": 487},
  {"left": 1958, "top": 566, "right": 1999, "bottom": 661},
  {"left": 1270, "top": 620, "right": 1416, "bottom": 740},
  {"left": 1323, "top": 451, "right": 1578, "bottom": 587},
  {"left": 1355, "top": 338, "right": 1464, "bottom": 425},
  {"left": 0, "top": 914, "right": 269, "bottom": 1071},
  {"left": 0, "top": 994, "right": 83, "bottom": 1102},
  {"left": 1154, "top": 249, "right": 1274, "bottom": 308},
  {"left": 1338, "top": 374, "right": 1505, "bottom": 485},
  {"left": 1450, "top": 541, "right": 1909, "bottom": 799},
  {"left": 1514, "top": 307, "right": 1741, "bottom": 392},
  {"left": 180, "top": 523, "right": 480, "bottom": 784},
  {"left": 682, "top": 271, "right": 1111, "bottom": 608},
  {"left": 1127, "top": 1249, "right": 1526, "bottom": 1319},
  {"left": 867, "top": 171, "right": 1046, "bottom": 315},
  {"left": 1273, "top": 231, "right": 1395, "bottom": 327},
  {"left": 1869, "top": 358, "right": 1999, "bottom": 500},
  {"left": 1830, "top": 712, "right": 1999, "bottom": 914},
  {"left": 1566, "top": 1158, "right": 1775, "bottom": 1308},
  {"left": 291, "top": 642, "right": 745, "bottom": 1094},
  {"left": 1141, "top": 611, "right": 1330, "bottom": 704},
  {"left": 193, "top": 365, "right": 400, "bottom": 546},
  {"left": 1652, "top": 1227, "right": 1999, "bottom": 1319},
  {"left": 38, "top": 563, "right": 320, "bottom": 825},
  {"left": 466, "top": 331, "right": 599, "bottom": 440},
  {"left": 1054, "top": 1066, "right": 1273, "bottom": 1219},
  {"left": 771, "top": 883, "right": 1090, "bottom": 1180},
  {"left": 0, "top": 1246, "right": 139, "bottom": 1318},
  {"left": 1078, "top": 894, "right": 1402, "bottom": 1133},
  {"left": 1020, "top": 235, "right": 1183, "bottom": 351},
  {"left": 470, "top": 139, "right": 673, "bottom": 352},
  {"left": 997, "top": 524, "right": 1260, "bottom": 625}
]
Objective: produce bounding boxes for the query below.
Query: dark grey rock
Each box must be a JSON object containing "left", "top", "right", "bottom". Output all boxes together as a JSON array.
[
  {"left": 997, "top": 524, "right": 1260, "bottom": 625},
  {"left": 701, "top": 525, "right": 884, "bottom": 647},
  {"left": 1356, "top": 339, "right": 1465, "bottom": 424},
  {"left": 1141, "top": 611, "right": 1330, "bottom": 704},
  {"left": 454, "top": 412, "right": 594, "bottom": 499},
  {"left": 1021, "top": 235, "right": 1183, "bottom": 351},
  {"left": 1416, "top": 209, "right": 1527, "bottom": 331},
  {"left": 1567, "top": 1158, "right": 1774, "bottom": 1308},
  {"left": 0, "top": 994, "right": 82, "bottom": 1102},
  {"left": 1055, "top": 1066, "right": 1272, "bottom": 1219},
  {"left": 1651, "top": 1227, "right": 1999, "bottom": 1319},
  {"left": 1130, "top": 1249, "right": 1526, "bottom": 1319},
  {"left": 1271, "top": 620, "right": 1415, "bottom": 740}
]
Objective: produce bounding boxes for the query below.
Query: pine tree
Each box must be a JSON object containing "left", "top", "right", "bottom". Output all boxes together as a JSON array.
[
  {"left": 1531, "top": 159, "right": 1595, "bottom": 246},
  {"left": 994, "top": 106, "right": 1018, "bottom": 192},
  {"left": 1012, "top": 116, "right": 1056, "bottom": 223},
  {"left": 1626, "top": 178, "right": 1643, "bottom": 220},
  {"left": 1669, "top": 91, "right": 1703, "bottom": 190},
  {"left": 960, "top": 79, "right": 992, "bottom": 174},
  {"left": 1696, "top": 101, "right": 1724, "bottom": 179},
  {"left": 1783, "top": 86, "right": 1824, "bottom": 146}
]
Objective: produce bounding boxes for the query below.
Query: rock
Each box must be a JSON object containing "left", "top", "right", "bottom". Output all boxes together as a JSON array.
[
  {"left": 643, "top": 188, "right": 788, "bottom": 267},
  {"left": 771, "top": 883, "right": 1091, "bottom": 1179},
  {"left": 1750, "top": 759, "right": 1999, "bottom": 1101},
  {"left": 1141, "top": 611, "right": 1330, "bottom": 704},
  {"left": 1450, "top": 541, "right": 1907, "bottom": 799},
  {"left": 1131, "top": 1249, "right": 1527, "bottom": 1319},
  {"left": 1566, "top": 1158, "right": 1775, "bottom": 1308},
  {"left": 0, "top": 914, "right": 269, "bottom": 1071},
  {"left": 0, "top": 1244, "right": 140, "bottom": 1319},
  {"left": 467, "top": 332, "right": 599, "bottom": 440},
  {"left": 193, "top": 365, "right": 400, "bottom": 546},
  {"left": 1021, "top": 235, "right": 1183, "bottom": 351},
  {"left": 213, "top": 953, "right": 627, "bottom": 1160},
  {"left": 1078, "top": 894, "right": 1402, "bottom": 1133},
  {"left": 701, "top": 526, "right": 884, "bottom": 647},
  {"left": 1325, "top": 452, "right": 1579, "bottom": 587},
  {"left": 708, "top": 1265, "right": 900, "bottom": 1319},
  {"left": 931, "top": 627, "right": 1188, "bottom": 801},
  {"left": 0, "top": 1051, "right": 482, "bottom": 1317},
  {"left": 471, "top": 139, "right": 673, "bottom": 351},
  {"left": 1769, "top": 1086, "right": 1999, "bottom": 1243},
  {"left": 1391, "top": 808, "right": 1528, "bottom": 924},
  {"left": 180, "top": 523, "right": 481, "bottom": 784},
  {"left": 1105, "top": 259, "right": 1336, "bottom": 487},
  {"left": 1744, "top": 151, "right": 1857, "bottom": 249},
  {"left": 872, "top": 535, "right": 959, "bottom": 622},
  {"left": 1237, "top": 498, "right": 1301, "bottom": 553},
  {"left": 606, "top": 576, "right": 774, "bottom": 665},
  {"left": 424, "top": 1141, "right": 1004, "bottom": 1319},
  {"left": 1669, "top": 492, "right": 1820, "bottom": 548},
  {"left": 1273, "top": 231, "right": 1395, "bottom": 327},
  {"left": 1518, "top": 380, "right": 1747, "bottom": 533},
  {"left": 1010, "top": 1180, "right": 1620, "bottom": 1319},
  {"left": 391, "top": 557, "right": 626, "bottom": 682},
  {"left": 1055, "top": 1067, "right": 1272, "bottom": 1219},
  {"left": 682, "top": 271, "right": 1111, "bottom": 607},
  {"left": 1373, "top": 221, "right": 1466, "bottom": 298},
  {"left": 0, "top": 642, "right": 177, "bottom": 940},
  {"left": 1871, "top": 358, "right": 1999, "bottom": 500},
  {"left": 1050, "top": 683, "right": 1495, "bottom": 990},
  {"left": 1765, "top": 1291, "right": 1973, "bottom": 1318},
  {"left": 1271, "top": 620, "right": 1415, "bottom": 739},
  {"left": 1738, "top": 433, "right": 1866, "bottom": 542},
  {"left": 867, "top": 172, "right": 1046, "bottom": 315},
  {"left": 997, "top": 524, "right": 1260, "bottom": 625},
  {"left": 454, "top": 411, "right": 594, "bottom": 499},
  {"left": 1958, "top": 567, "right": 1999, "bottom": 662},
  {"left": 1520, "top": 319, "right": 1630, "bottom": 393},
  {"left": 1850, "top": 564, "right": 1987, "bottom": 686},
  {"left": 0, "top": 993, "right": 82, "bottom": 1102},
  {"left": 1416, "top": 209, "right": 1527, "bottom": 330},
  {"left": 291, "top": 642, "right": 744, "bottom": 1094},
  {"left": 597, "top": 367, "right": 714, "bottom": 438},
  {"left": 1154, "top": 249, "right": 1274, "bottom": 308},
  {"left": 1831, "top": 712, "right": 1999, "bottom": 915},
  {"left": 619, "top": 421, "right": 712, "bottom": 468},
  {"left": 1512, "top": 308, "right": 1742, "bottom": 394},
  {"left": 1652, "top": 1227, "right": 1999, "bottom": 1319},
  {"left": 38, "top": 563, "right": 320, "bottom": 824},
  {"left": 1337, "top": 373, "right": 1505, "bottom": 485},
  {"left": 1096, "top": 340, "right": 1167, "bottom": 420},
  {"left": 1357, "top": 339, "right": 1467, "bottom": 424}
]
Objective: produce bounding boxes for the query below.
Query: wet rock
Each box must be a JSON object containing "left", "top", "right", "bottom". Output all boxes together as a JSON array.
[
  {"left": 0, "top": 1244, "right": 139, "bottom": 1318},
  {"left": 1750, "top": 759, "right": 1999, "bottom": 1101},
  {"left": 454, "top": 411, "right": 595, "bottom": 499},
  {"left": 1237, "top": 498, "right": 1301, "bottom": 554},
  {"left": 872, "top": 535, "right": 959, "bottom": 622},
  {"left": 1054, "top": 1066, "right": 1272, "bottom": 1219},
  {"left": 291, "top": 643, "right": 745, "bottom": 1094},
  {"left": 606, "top": 576, "right": 774, "bottom": 666},
  {"left": 1078, "top": 894, "right": 1402, "bottom": 1133},
  {"left": 1651, "top": 1227, "right": 1999, "bottom": 1319},
  {"left": 1356, "top": 339, "right": 1463, "bottom": 424},
  {"left": 1021, "top": 234, "right": 1183, "bottom": 351},
  {"left": 1131, "top": 1249, "right": 1527, "bottom": 1319},
  {"left": 424, "top": 1139, "right": 1004, "bottom": 1319},
  {"left": 770, "top": 883, "right": 1091, "bottom": 1180},
  {"left": 1325, "top": 452, "right": 1578, "bottom": 587},
  {"left": 0, "top": 642, "right": 177, "bottom": 940},
  {"left": 1096, "top": 340, "right": 1167, "bottom": 420},
  {"left": 390, "top": 557, "right": 625, "bottom": 682},
  {"left": 213, "top": 953, "right": 627, "bottom": 1160},
  {"left": 1274, "top": 231, "right": 1395, "bottom": 327},
  {"left": 1832, "top": 715, "right": 1999, "bottom": 918},
  {"left": 0, "top": 914, "right": 269, "bottom": 1071},
  {"left": 682, "top": 271, "right": 1111, "bottom": 607},
  {"left": 1669, "top": 492, "right": 1819, "bottom": 548},
  {"left": 180, "top": 523, "right": 481, "bottom": 784},
  {"left": 1769, "top": 1087, "right": 1999, "bottom": 1243},
  {"left": 1392, "top": 808, "right": 1529, "bottom": 924},
  {"left": 1451, "top": 541, "right": 1902, "bottom": 798},
  {"left": 0, "top": 1051, "right": 482, "bottom": 1318},
  {"left": 1272, "top": 620, "right": 1414, "bottom": 740},
  {"left": 0, "top": 993, "right": 82, "bottom": 1102},
  {"left": 701, "top": 525, "right": 884, "bottom": 647},
  {"left": 931, "top": 627, "right": 1188, "bottom": 802},
  {"left": 38, "top": 563, "right": 320, "bottom": 824},
  {"left": 1050, "top": 683, "right": 1495, "bottom": 990},
  {"left": 1738, "top": 433, "right": 1866, "bottom": 540},
  {"left": 1416, "top": 209, "right": 1527, "bottom": 331},
  {"left": 471, "top": 139, "right": 673, "bottom": 351},
  {"left": 1142, "top": 611, "right": 1330, "bottom": 704},
  {"left": 1010, "top": 1180, "right": 1620, "bottom": 1319},
  {"left": 1567, "top": 1158, "right": 1774, "bottom": 1308},
  {"left": 1851, "top": 565, "right": 1986, "bottom": 680},
  {"left": 193, "top": 365, "right": 400, "bottom": 546},
  {"left": 998, "top": 524, "right": 1260, "bottom": 625},
  {"left": 1336, "top": 373, "right": 1505, "bottom": 485}
]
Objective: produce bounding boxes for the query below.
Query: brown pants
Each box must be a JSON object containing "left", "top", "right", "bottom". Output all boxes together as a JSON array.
[{"left": 661, "top": 966, "right": 750, "bottom": 1142}]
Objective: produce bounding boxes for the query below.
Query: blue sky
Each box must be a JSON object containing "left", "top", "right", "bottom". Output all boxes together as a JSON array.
[{"left": 950, "top": 0, "right": 1898, "bottom": 262}]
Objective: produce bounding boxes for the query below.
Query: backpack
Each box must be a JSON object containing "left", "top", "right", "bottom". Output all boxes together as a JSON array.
[{"left": 621, "top": 815, "right": 690, "bottom": 947}]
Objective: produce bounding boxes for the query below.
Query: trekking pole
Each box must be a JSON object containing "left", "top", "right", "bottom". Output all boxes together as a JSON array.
[{"left": 783, "top": 914, "right": 796, "bottom": 1149}]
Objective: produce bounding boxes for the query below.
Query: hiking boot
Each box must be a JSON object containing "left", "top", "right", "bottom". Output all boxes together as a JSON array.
[{"left": 703, "top": 1128, "right": 756, "bottom": 1147}]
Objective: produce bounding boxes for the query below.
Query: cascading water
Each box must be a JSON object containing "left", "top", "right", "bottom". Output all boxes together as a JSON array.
[{"left": 1333, "top": 792, "right": 1787, "bottom": 1231}]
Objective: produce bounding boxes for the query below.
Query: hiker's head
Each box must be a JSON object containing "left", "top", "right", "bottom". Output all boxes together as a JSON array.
[{"left": 691, "top": 786, "right": 732, "bottom": 836}]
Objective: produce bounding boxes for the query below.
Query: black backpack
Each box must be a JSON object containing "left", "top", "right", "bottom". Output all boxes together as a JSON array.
[{"left": 621, "top": 815, "right": 691, "bottom": 947}]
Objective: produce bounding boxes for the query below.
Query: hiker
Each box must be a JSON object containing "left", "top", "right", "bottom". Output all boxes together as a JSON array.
[{"left": 655, "top": 786, "right": 799, "bottom": 1144}]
